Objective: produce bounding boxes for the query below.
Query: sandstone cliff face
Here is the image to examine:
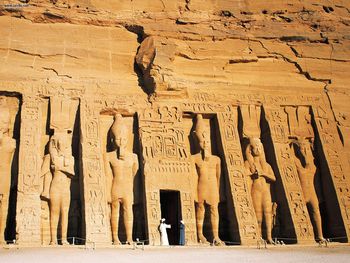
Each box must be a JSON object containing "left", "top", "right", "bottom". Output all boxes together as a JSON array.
[
  {"left": 0, "top": 0, "right": 350, "bottom": 246},
  {"left": 1, "top": 1, "right": 349, "bottom": 112}
]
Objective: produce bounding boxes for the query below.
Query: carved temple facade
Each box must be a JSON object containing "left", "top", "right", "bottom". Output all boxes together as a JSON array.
[{"left": 0, "top": 84, "right": 349, "bottom": 247}]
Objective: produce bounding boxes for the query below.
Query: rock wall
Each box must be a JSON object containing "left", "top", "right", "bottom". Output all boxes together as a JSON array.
[{"left": 0, "top": 0, "right": 349, "bottom": 246}]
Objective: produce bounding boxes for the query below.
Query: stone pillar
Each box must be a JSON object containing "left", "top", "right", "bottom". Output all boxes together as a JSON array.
[
  {"left": 180, "top": 191, "right": 196, "bottom": 244},
  {"left": 312, "top": 105, "right": 350, "bottom": 241},
  {"left": 16, "top": 95, "right": 42, "bottom": 245},
  {"left": 80, "top": 99, "right": 111, "bottom": 245},
  {"left": 264, "top": 106, "right": 314, "bottom": 243},
  {"left": 217, "top": 110, "right": 259, "bottom": 245}
]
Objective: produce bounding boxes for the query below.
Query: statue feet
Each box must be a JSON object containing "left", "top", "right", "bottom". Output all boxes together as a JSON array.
[
  {"left": 266, "top": 238, "right": 275, "bottom": 245},
  {"left": 198, "top": 235, "right": 209, "bottom": 245},
  {"left": 61, "top": 240, "right": 69, "bottom": 246},
  {"left": 212, "top": 238, "right": 225, "bottom": 246},
  {"left": 49, "top": 241, "right": 58, "bottom": 246},
  {"left": 113, "top": 239, "right": 122, "bottom": 245},
  {"left": 317, "top": 237, "right": 327, "bottom": 243}
]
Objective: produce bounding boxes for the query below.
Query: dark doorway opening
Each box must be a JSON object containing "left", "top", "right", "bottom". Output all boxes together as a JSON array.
[{"left": 160, "top": 190, "right": 182, "bottom": 245}]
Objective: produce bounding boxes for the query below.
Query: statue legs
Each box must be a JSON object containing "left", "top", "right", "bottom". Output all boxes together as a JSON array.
[
  {"left": 0, "top": 194, "right": 9, "bottom": 244},
  {"left": 253, "top": 190, "right": 274, "bottom": 243},
  {"left": 49, "top": 195, "right": 60, "bottom": 245},
  {"left": 195, "top": 202, "right": 208, "bottom": 244},
  {"left": 111, "top": 200, "right": 133, "bottom": 245},
  {"left": 111, "top": 200, "right": 121, "bottom": 245},
  {"left": 263, "top": 206, "right": 273, "bottom": 244},
  {"left": 49, "top": 193, "right": 70, "bottom": 245},
  {"left": 252, "top": 192, "right": 263, "bottom": 238},
  {"left": 122, "top": 201, "right": 133, "bottom": 244},
  {"left": 210, "top": 204, "right": 223, "bottom": 245},
  {"left": 60, "top": 195, "right": 70, "bottom": 245},
  {"left": 308, "top": 199, "right": 324, "bottom": 241}
]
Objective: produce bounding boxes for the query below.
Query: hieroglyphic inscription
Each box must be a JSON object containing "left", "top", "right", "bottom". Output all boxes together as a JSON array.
[
  {"left": 217, "top": 110, "right": 259, "bottom": 245},
  {"left": 16, "top": 96, "right": 42, "bottom": 245},
  {"left": 146, "top": 190, "right": 161, "bottom": 245},
  {"left": 181, "top": 192, "right": 196, "bottom": 244},
  {"left": 313, "top": 106, "right": 350, "bottom": 239},
  {"left": 80, "top": 99, "right": 110, "bottom": 244},
  {"left": 138, "top": 105, "right": 193, "bottom": 245},
  {"left": 188, "top": 91, "right": 322, "bottom": 109},
  {"left": 265, "top": 106, "right": 314, "bottom": 242}
]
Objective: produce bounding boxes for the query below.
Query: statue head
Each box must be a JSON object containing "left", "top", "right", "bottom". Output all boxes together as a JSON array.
[
  {"left": 292, "top": 137, "right": 314, "bottom": 165},
  {"left": 248, "top": 137, "right": 263, "bottom": 157},
  {"left": 111, "top": 114, "right": 128, "bottom": 158},
  {"left": 49, "top": 131, "right": 71, "bottom": 156},
  {"left": 245, "top": 137, "right": 268, "bottom": 172},
  {"left": 194, "top": 114, "right": 210, "bottom": 156}
]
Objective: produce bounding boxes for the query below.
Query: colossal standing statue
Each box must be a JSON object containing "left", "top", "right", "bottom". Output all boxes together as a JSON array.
[
  {"left": 244, "top": 137, "right": 276, "bottom": 244},
  {"left": 41, "top": 132, "right": 75, "bottom": 245},
  {"left": 292, "top": 137, "right": 325, "bottom": 241},
  {"left": 104, "top": 114, "right": 139, "bottom": 245},
  {"left": 0, "top": 97, "right": 16, "bottom": 244},
  {"left": 191, "top": 114, "right": 223, "bottom": 245}
]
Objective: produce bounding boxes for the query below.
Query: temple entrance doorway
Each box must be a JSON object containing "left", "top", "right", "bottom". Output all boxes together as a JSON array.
[{"left": 160, "top": 190, "right": 182, "bottom": 245}]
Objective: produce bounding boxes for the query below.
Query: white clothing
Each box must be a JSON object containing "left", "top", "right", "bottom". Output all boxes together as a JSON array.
[{"left": 159, "top": 223, "right": 171, "bottom": 246}]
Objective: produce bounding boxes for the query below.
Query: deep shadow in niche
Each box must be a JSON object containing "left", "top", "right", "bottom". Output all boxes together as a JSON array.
[
  {"left": 310, "top": 109, "right": 347, "bottom": 242},
  {"left": 132, "top": 114, "right": 146, "bottom": 243},
  {"left": 212, "top": 116, "right": 238, "bottom": 244},
  {"left": 258, "top": 107, "right": 297, "bottom": 243},
  {"left": 3, "top": 93, "right": 22, "bottom": 243},
  {"left": 68, "top": 104, "right": 83, "bottom": 244}
]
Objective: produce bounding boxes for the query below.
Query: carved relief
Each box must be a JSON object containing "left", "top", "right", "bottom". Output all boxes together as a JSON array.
[
  {"left": 240, "top": 105, "right": 276, "bottom": 244},
  {"left": 138, "top": 105, "right": 195, "bottom": 245},
  {"left": 104, "top": 114, "right": 139, "bottom": 245},
  {"left": 80, "top": 99, "right": 111, "bottom": 244},
  {"left": 265, "top": 106, "right": 314, "bottom": 243},
  {"left": 39, "top": 97, "right": 78, "bottom": 245},
  {"left": 290, "top": 137, "right": 325, "bottom": 241},
  {"left": 191, "top": 114, "right": 223, "bottom": 245},
  {"left": 217, "top": 109, "right": 258, "bottom": 245},
  {"left": 17, "top": 96, "right": 42, "bottom": 245},
  {"left": 6, "top": 83, "right": 350, "bottom": 248},
  {"left": 312, "top": 106, "right": 350, "bottom": 240}
]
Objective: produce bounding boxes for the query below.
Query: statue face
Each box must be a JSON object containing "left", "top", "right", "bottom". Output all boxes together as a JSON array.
[
  {"left": 114, "top": 128, "right": 128, "bottom": 150},
  {"left": 198, "top": 131, "right": 210, "bottom": 152},
  {"left": 297, "top": 140, "right": 311, "bottom": 158},
  {"left": 52, "top": 133, "right": 70, "bottom": 154},
  {"left": 250, "top": 138, "right": 263, "bottom": 157}
]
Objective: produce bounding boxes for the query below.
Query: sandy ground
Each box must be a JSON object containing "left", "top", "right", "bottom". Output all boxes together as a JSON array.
[{"left": 1, "top": 245, "right": 350, "bottom": 263}]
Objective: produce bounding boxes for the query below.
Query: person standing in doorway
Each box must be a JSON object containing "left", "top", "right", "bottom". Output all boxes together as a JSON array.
[{"left": 159, "top": 218, "right": 171, "bottom": 246}]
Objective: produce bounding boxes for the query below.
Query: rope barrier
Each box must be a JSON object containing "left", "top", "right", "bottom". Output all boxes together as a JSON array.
[{"left": 2, "top": 235, "right": 348, "bottom": 248}]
